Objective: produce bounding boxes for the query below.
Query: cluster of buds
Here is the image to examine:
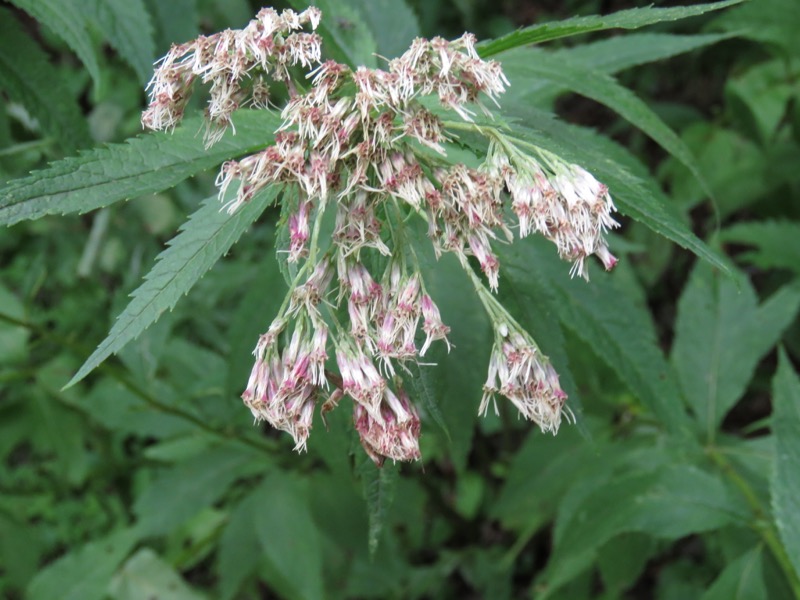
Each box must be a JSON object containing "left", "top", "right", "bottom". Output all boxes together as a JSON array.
[{"left": 142, "top": 7, "right": 620, "bottom": 464}]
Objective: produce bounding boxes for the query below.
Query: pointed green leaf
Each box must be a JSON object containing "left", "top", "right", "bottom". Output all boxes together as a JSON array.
[
  {"left": 720, "top": 221, "right": 800, "bottom": 275},
  {"left": 502, "top": 49, "right": 705, "bottom": 189},
  {"left": 27, "top": 528, "right": 139, "bottom": 600},
  {"left": 67, "top": 187, "right": 277, "bottom": 387},
  {"left": 8, "top": 0, "right": 102, "bottom": 89},
  {"left": 503, "top": 112, "right": 729, "bottom": 274},
  {"left": 342, "top": 0, "right": 420, "bottom": 60},
  {"left": 671, "top": 262, "right": 800, "bottom": 435},
  {"left": 0, "top": 110, "right": 282, "bottom": 226},
  {"left": 89, "top": 0, "right": 155, "bottom": 84},
  {"left": 771, "top": 349, "right": 800, "bottom": 580},
  {"left": 701, "top": 546, "right": 768, "bottom": 600},
  {"left": 0, "top": 9, "right": 91, "bottom": 151},
  {"left": 543, "top": 465, "right": 744, "bottom": 596},
  {"left": 359, "top": 459, "right": 398, "bottom": 557},
  {"left": 478, "top": 0, "right": 744, "bottom": 57},
  {"left": 501, "top": 232, "right": 689, "bottom": 432},
  {"left": 252, "top": 473, "right": 325, "bottom": 600}
]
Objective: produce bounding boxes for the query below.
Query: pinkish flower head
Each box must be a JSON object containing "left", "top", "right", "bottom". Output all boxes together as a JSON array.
[{"left": 354, "top": 386, "right": 421, "bottom": 465}]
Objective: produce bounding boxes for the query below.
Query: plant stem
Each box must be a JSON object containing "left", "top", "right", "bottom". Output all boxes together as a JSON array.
[{"left": 707, "top": 445, "right": 800, "bottom": 598}]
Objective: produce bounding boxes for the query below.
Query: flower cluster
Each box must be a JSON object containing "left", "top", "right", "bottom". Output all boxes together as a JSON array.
[{"left": 142, "top": 7, "right": 619, "bottom": 464}]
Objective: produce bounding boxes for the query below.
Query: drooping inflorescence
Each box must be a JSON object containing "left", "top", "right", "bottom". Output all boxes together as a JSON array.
[{"left": 142, "top": 6, "right": 619, "bottom": 465}]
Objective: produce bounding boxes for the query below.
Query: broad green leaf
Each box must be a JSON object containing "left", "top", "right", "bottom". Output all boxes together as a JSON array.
[
  {"left": 597, "top": 534, "right": 655, "bottom": 594},
  {"left": 720, "top": 221, "right": 800, "bottom": 275},
  {"left": 501, "top": 49, "right": 705, "bottom": 188},
  {"left": 300, "top": 0, "right": 377, "bottom": 68},
  {"left": 89, "top": 0, "right": 155, "bottom": 84},
  {"left": 217, "top": 491, "right": 262, "bottom": 600},
  {"left": 477, "top": 0, "right": 743, "bottom": 57},
  {"left": 502, "top": 111, "right": 729, "bottom": 274},
  {"left": 134, "top": 444, "right": 257, "bottom": 535},
  {"left": 542, "top": 465, "right": 745, "bottom": 596},
  {"left": 0, "top": 281, "right": 29, "bottom": 363},
  {"left": 341, "top": 0, "right": 420, "bottom": 60},
  {"left": 671, "top": 262, "right": 800, "bottom": 437},
  {"left": 502, "top": 33, "right": 732, "bottom": 106},
  {"left": 27, "top": 528, "right": 139, "bottom": 600},
  {"left": 109, "top": 548, "right": 205, "bottom": 600},
  {"left": 251, "top": 473, "right": 325, "bottom": 600},
  {"left": 0, "top": 9, "right": 91, "bottom": 152},
  {"left": 701, "top": 546, "right": 768, "bottom": 600},
  {"left": 8, "top": 0, "right": 102, "bottom": 90},
  {"left": 0, "top": 109, "right": 282, "bottom": 226},
  {"left": 359, "top": 459, "right": 398, "bottom": 556},
  {"left": 145, "top": 0, "right": 199, "bottom": 55},
  {"left": 771, "top": 350, "right": 800, "bottom": 580},
  {"left": 67, "top": 187, "right": 278, "bottom": 387},
  {"left": 713, "top": 0, "right": 800, "bottom": 56},
  {"left": 660, "top": 122, "right": 771, "bottom": 215},
  {"left": 0, "top": 513, "right": 43, "bottom": 590},
  {"left": 501, "top": 238, "right": 690, "bottom": 432}
]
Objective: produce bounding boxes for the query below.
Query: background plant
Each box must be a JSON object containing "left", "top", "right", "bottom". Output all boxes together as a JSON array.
[{"left": 1, "top": 0, "right": 799, "bottom": 599}]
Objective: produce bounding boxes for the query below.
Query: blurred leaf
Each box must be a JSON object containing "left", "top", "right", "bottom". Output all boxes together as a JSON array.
[
  {"left": 7, "top": 0, "right": 102, "bottom": 90},
  {"left": 0, "top": 8, "right": 91, "bottom": 152},
  {"left": 542, "top": 465, "right": 745, "bottom": 596},
  {"left": 671, "top": 262, "right": 800, "bottom": 435},
  {"left": 0, "top": 109, "right": 281, "bottom": 226},
  {"left": 405, "top": 361, "right": 450, "bottom": 441},
  {"left": 89, "top": 0, "right": 155, "bottom": 85},
  {"left": 145, "top": 0, "right": 199, "bottom": 55},
  {"left": 360, "top": 459, "right": 398, "bottom": 556},
  {"left": 501, "top": 50, "right": 705, "bottom": 189},
  {"left": 504, "top": 111, "right": 729, "bottom": 275},
  {"left": 701, "top": 546, "right": 768, "bottom": 600},
  {"left": 251, "top": 473, "right": 325, "bottom": 600},
  {"left": 134, "top": 444, "right": 259, "bottom": 536},
  {"left": 726, "top": 59, "right": 800, "bottom": 144},
  {"left": 721, "top": 221, "right": 800, "bottom": 275},
  {"left": 27, "top": 528, "right": 139, "bottom": 600},
  {"left": 771, "top": 350, "right": 800, "bottom": 580},
  {"left": 478, "top": 0, "right": 743, "bottom": 57},
  {"left": 0, "top": 513, "right": 43, "bottom": 591},
  {"left": 341, "top": 0, "right": 420, "bottom": 60},
  {"left": 502, "top": 238, "right": 689, "bottom": 432},
  {"left": 714, "top": 0, "right": 800, "bottom": 56},
  {"left": 660, "top": 122, "right": 770, "bottom": 215},
  {"left": 304, "top": 0, "right": 377, "bottom": 68},
  {"left": 0, "top": 281, "right": 29, "bottom": 363},
  {"left": 217, "top": 493, "right": 261, "bottom": 600},
  {"left": 597, "top": 533, "right": 656, "bottom": 594},
  {"left": 68, "top": 187, "right": 277, "bottom": 386},
  {"left": 109, "top": 548, "right": 205, "bottom": 600}
]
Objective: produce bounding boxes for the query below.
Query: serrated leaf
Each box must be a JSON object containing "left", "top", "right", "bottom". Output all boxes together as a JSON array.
[
  {"left": 110, "top": 548, "right": 205, "bottom": 600},
  {"left": 501, "top": 111, "right": 729, "bottom": 274},
  {"left": 771, "top": 349, "right": 800, "bottom": 580},
  {"left": 701, "top": 546, "right": 768, "bottom": 600},
  {"left": 0, "top": 109, "right": 282, "bottom": 226},
  {"left": 27, "top": 528, "right": 139, "bottom": 600},
  {"left": 542, "top": 465, "right": 744, "bottom": 597},
  {"left": 478, "top": 0, "right": 744, "bottom": 57},
  {"left": 67, "top": 187, "right": 277, "bottom": 387},
  {"left": 134, "top": 444, "right": 257, "bottom": 535},
  {"left": 89, "top": 0, "right": 155, "bottom": 84},
  {"left": 671, "top": 262, "right": 800, "bottom": 436},
  {"left": 501, "top": 49, "right": 705, "bottom": 190},
  {"left": 360, "top": 459, "right": 398, "bottom": 557},
  {"left": 405, "top": 361, "right": 450, "bottom": 441},
  {"left": 721, "top": 221, "right": 800, "bottom": 275},
  {"left": 501, "top": 237, "right": 689, "bottom": 432},
  {"left": 8, "top": 0, "right": 102, "bottom": 90},
  {"left": 0, "top": 8, "right": 91, "bottom": 152},
  {"left": 251, "top": 473, "right": 325, "bottom": 600}
]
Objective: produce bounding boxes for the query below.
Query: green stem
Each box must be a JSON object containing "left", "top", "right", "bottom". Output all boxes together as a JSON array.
[{"left": 707, "top": 445, "right": 800, "bottom": 598}]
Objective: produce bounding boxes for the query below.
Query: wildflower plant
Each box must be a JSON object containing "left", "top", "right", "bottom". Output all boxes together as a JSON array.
[
  {"left": 135, "top": 6, "right": 624, "bottom": 463},
  {"left": 9, "top": 0, "right": 800, "bottom": 598}
]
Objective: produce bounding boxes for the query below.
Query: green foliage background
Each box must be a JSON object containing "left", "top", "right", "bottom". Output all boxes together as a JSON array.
[{"left": 1, "top": 0, "right": 800, "bottom": 598}]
